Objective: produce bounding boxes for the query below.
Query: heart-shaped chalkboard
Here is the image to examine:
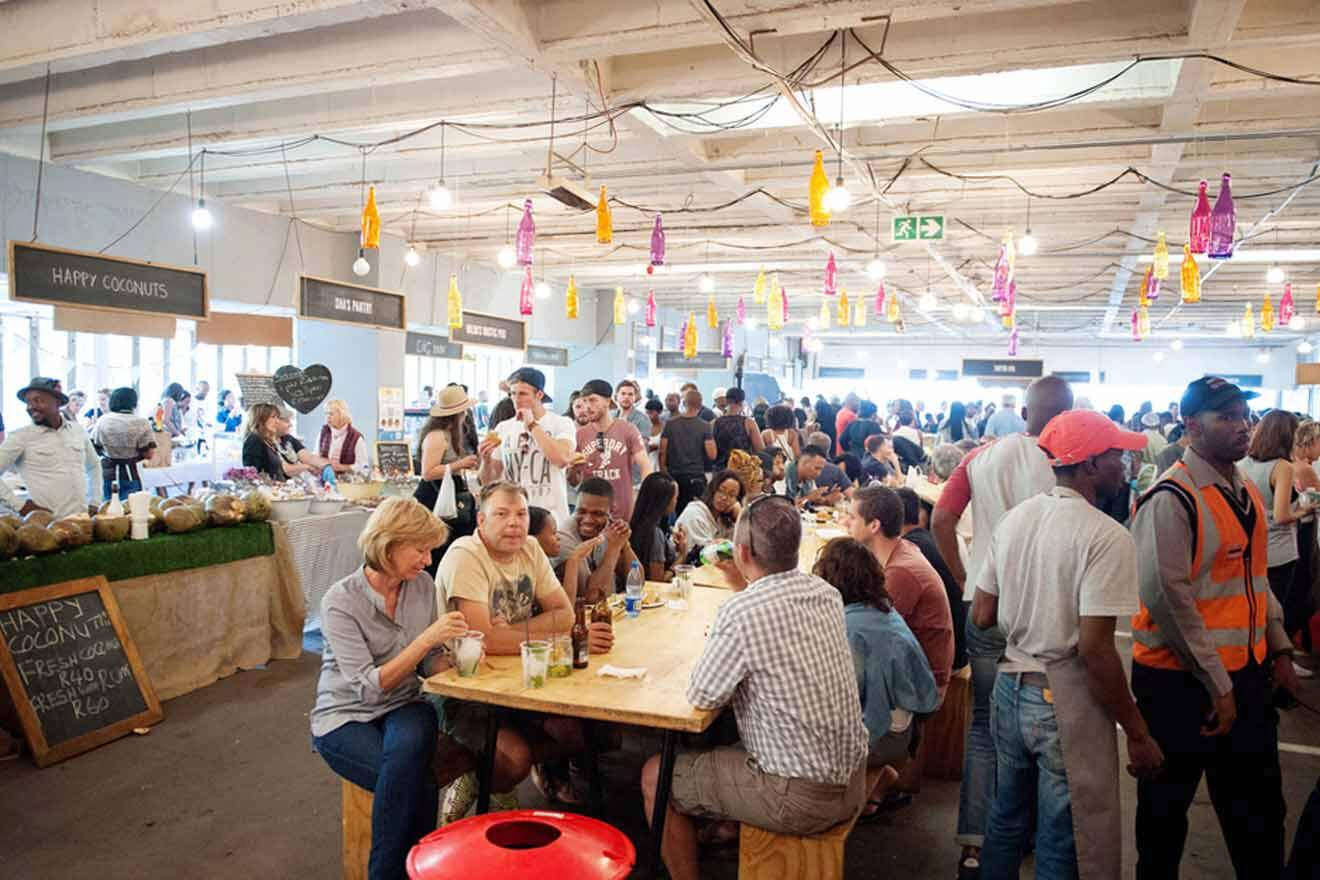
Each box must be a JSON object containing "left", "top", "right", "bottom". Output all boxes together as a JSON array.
[{"left": 273, "top": 364, "right": 333, "bottom": 414}]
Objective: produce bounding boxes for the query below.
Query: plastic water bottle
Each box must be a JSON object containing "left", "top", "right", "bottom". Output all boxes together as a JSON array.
[{"left": 625, "top": 561, "right": 645, "bottom": 618}]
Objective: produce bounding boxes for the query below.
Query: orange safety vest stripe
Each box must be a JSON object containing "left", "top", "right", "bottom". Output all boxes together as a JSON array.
[{"left": 1132, "top": 462, "right": 1269, "bottom": 672}]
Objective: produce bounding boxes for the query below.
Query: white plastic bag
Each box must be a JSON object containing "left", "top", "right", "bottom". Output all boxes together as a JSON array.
[{"left": 433, "top": 465, "right": 458, "bottom": 519}]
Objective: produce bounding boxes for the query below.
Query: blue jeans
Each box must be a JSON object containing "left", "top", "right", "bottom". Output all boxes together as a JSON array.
[
  {"left": 956, "top": 613, "right": 1005, "bottom": 847},
  {"left": 981, "top": 673, "right": 1077, "bottom": 880},
  {"left": 313, "top": 702, "right": 439, "bottom": 880},
  {"left": 102, "top": 478, "right": 142, "bottom": 501}
]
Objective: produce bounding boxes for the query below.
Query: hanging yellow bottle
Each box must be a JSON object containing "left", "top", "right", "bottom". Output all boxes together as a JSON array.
[
  {"left": 837, "top": 289, "right": 850, "bottom": 327},
  {"left": 1137, "top": 305, "right": 1150, "bottom": 338},
  {"left": 1139, "top": 272, "right": 1150, "bottom": 309},
  {"left": 1315, "top": 283, "right": 1320, "bottom": 315},
  {"left": 446, "top": 274, "right": 462, "bottom": 329},
  {"left": 1243, "top": 303, "right": 1256, "bottom": 338},
  {"left": 707, "top": 296, "right": 718, "bottom": 329},
  {"left": 596, "top": 186, "right": 612, "bottom": 244},
  {"left": 613, "top": 287, "right": 626, "bottom": 325},
  {"left": 1002, "top": 310, "right": 1014, "bottom": 330},
  {"left": 887, "top": 291, "right": 901, "bottom": 323},
  {"left": 1153, "top": 232, "right": 1169, "bottom": 280},
  {"left": 1180, "top": 245, "right": 1201, "bottom": 304},
  {"left": 1262, "top": 294, "right": 1275, "bottom": 331},
  {"left": 809, "top": 150, "right": 831, "bottom": 227},
  {"left": 818, "top": 299, "right": 830, "bottom": 329},
  {"left": 753, "top": 270, "right": 767, "bottom": 305},
  {"left": 565, "top": 275, "right": 579, "bottom": 319},
  {"left": 767, "top": 286, "right": 784, "bottom": 330},
  {"left": 684, "top": 312, "right": 698, "bottom": 358},
  {"left": 854, "top": 296, "right": 867, "bottom": 327},
  {"left": 361, "top": 186, "right": 381, "bottom": 249}
]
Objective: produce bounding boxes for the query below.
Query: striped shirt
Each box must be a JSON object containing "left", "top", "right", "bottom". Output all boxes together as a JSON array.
[{"left": 686, "top": 569, "right": 868, "bottom": 786}]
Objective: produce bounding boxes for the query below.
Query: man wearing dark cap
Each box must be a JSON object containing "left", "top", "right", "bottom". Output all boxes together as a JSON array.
[
  {"left": 1130, "top": 377, "right": 1298, "bottom": 878},
  {"left": 571, "top": 379, "right": 650, "bottom": 520},
  {"left": 478, "top": 368, "right": 576, "bottom": 525},
  {"left": 0, "top": 377, "right": 102, "bottom": 518}
]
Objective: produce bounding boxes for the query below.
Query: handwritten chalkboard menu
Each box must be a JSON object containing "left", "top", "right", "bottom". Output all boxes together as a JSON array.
[
  {"left": 375, "top": 441, "right": 413, "bottom": 477},
  {"left": 9, "top": 240, "right": 208, "bottom": 320},
  {"left": 655, "top": 351, "right": 731, "bottom": 371},
  {"left": 405, "top": 331, "right": 463, "bottom": 360},
  {"left": 0, "top": 577, "right": 161, "bottom": 767},
  {"left": 299, "top": 275, "right": 406, "bottom": 331},
  {"left": 273, "top": 364, "right": 333, "bottom": 414},
  {"left": 235, "top": 372, "right": 279, "bottom": 409},
  {"left": 450, "top": 310, "right": 527, "bottom": 351}
]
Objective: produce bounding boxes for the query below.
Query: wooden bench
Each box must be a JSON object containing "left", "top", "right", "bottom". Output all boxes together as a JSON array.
[
  {"left": 342, "top": 780, "right": 373, "bottom": 880},
  {"left": 737, "top": 767, "right": 887, "bottom": 880}
]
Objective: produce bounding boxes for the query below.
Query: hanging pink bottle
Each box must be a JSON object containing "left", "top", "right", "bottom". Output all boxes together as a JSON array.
[
  {"left": 1207, "top": 173, "right": 1235, "bottom": 260},
  {"left": 1008, "top": 327, "right": 1019, "bottom": 356},
  {"left": 514, "top": 199, "right": 535, "bottom": 266},
  {"left": 823, "top": 252, "right": 838, "bottom": 296},
  {"left": 875, "top": 283, "right": 885, "bottom": 315},
  {"left": 991, "top": 245, "right": 1009, "bottom": 302},
  {"left": 1000, "top": 280, "right": 1016, "bottom": 317},
  {"left": 519, "top": 265, "right": 534, "bottom": 316},
  {"left": 736, "top": 296, "right": 746, "bottom": 325},
  {"left": 1188, "top": 179, "right": 1211, "bottom": 255},
  {"left": 722, "top": 321, "right": 734, "bottom": 357},
  {"left": 1131, "top": 309, "right": 1140, "bottom": 341},
  {"left": 1281, "top": 283, "right": 1295, "bottom": 326},
  {"left": 645, "top": 289, "right": 656, "bottom": 327},
  {"left": 781, "top": 288, "right": 790, "bottom": 324},
  {"left": 649, "top": 214, "right": 665, "bottom": 270},
  {"left": 1148, "top": 271, "right": 1161, "bottom": 302}
]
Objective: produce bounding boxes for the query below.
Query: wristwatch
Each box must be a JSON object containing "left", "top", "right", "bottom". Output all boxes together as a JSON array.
[{"left": 526, "top": 420, "right": 540, "bottom": 432}]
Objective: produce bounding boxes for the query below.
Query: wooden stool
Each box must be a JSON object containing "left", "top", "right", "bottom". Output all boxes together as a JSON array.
[
  {"left": 737, "top": 767, "right": 886, "bottom": 880},
  {"left": 922, "top": 664, "right": 972, "bottom": 781},
  {"left": 342, "top": 780, "right": 373, "bottom": 880}
]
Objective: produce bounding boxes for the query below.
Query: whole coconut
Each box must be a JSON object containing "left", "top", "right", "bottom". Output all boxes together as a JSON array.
[
  {"left": 162, "top": 506, "right": 202, "bottom": 534},
  {"left": 92, "top": 515, "right": 131, "bottom": 543},
  {"left": 50, "top": 520, "right": 91, "bottom": 548},
  {"left": 16, "top": 523, "right": 60, "bottom": 556},
  {"left": 242, "top": 491, "right": 272, "bottom": 523},
  {"left": 23, "top": 509, "right": 54, "bottom": 528},
  {"left": 0, "top": 522, "right": 17, "bottom": 559},
  {"left": 0, "top": 514, "right": 21, "bottom": 532},
  {"left": 205, "top": 495, "right": 245, "bottom": 527}
]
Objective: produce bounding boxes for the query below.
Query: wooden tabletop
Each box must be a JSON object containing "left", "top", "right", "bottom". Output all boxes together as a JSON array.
[
  {"left": 422, "top": 585, "right": 732, "bottom": 733},
  {"left": 687, "top": 519, "right": 848, "bottom": 589}
]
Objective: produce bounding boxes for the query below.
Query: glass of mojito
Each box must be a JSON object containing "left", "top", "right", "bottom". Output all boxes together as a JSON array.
[
  {"left": 521, "top": 640, "right": 550, "bottom": 689},
  {"left": 455, "top": 631, "right": 485, "bottom": 677}
]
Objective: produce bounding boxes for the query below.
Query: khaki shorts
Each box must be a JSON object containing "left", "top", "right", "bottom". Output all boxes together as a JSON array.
[{"left": 670, "top": 745, "right": 866, "bottom": 835}]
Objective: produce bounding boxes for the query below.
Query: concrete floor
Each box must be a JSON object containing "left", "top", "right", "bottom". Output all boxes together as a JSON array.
[{"left": 2, "top": 650, "right": 1318, "bottom": 879}]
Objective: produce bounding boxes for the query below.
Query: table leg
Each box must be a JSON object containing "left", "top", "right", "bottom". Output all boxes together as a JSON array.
[
  {"left": 475, "top": 707, "right": 497, "bottom": 814},
  {"left": 582, "top": 719, "right": 603, "bottom": 817},
  {"left": 646, "top": 730, "right": 679, "bottom": 879}
]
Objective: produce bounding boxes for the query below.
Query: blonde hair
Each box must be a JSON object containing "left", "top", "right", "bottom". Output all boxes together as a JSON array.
[
  {"left": 326, "top": 399, "right": 351, "bottom": 422},
  {"left": 1296, "top": 420, "right": 1320, "bottom": 454},
  {"left": 246, "top": 402, "right": 286, "bottom": 439},
  {"left": 357, "top": 497, "right": 449, "bottom": 572}
]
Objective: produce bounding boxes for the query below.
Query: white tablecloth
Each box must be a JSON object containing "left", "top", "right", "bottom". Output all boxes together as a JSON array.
[
  {"left": 274, "top": 508, "right": 372, "bottom": 631},
  {"left": 139, "top": 460, "right": 221, "bottom": 492}
]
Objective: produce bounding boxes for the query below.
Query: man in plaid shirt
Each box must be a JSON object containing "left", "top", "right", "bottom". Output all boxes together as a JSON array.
[{"left": 640, "top": 495, "right": 869, "bottom": 880}]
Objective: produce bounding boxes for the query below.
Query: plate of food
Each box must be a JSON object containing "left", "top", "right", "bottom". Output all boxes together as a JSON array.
[{"left": 641, "top": 588, "right": 664, "bottom": 609}]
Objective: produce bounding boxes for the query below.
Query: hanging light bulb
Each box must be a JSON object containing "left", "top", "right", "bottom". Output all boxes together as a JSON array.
[
  {"left": 352, "top": 249, "right": 370, "bottom": 277},
  {"left": 534, "top": 280, "right": 551, "bottom": 300},
  {"left": 1208, "top": 172, "right": 1236, "bottom": 260},
  {"left": 969, "top": 305, "right": 987, "bottom": 323},
  {"left": 1153, "top": 232, "right": 1169, "bottom": 280},
  {"left": 1300, "top": 340, "right": 1314, "bottom": 355},
  {"left": 951, "top": 302, "right": 971, "bottom": 322},
  {"left": 1226, "top": 319, "right": 1241, "bottom": 338},
  {"left": 827, "top": 177, "right": 852, "bottom": 213},
  {"left": 1170, "top": 337, "right": 1184, "bottom": 352},
  {"left": 1267, "top": 264, "right": 1285, "bottom": 284},
  {"left": 447, "top": 274, "right": 462, "bottom": 329},
  {"left": 497, "top": 243, "right": 516, "bottom": 269},
  {"left": 919, "top": 291, "right": 938, "bottom": 312},
  {"left": 866, "top": 258, "right": 887, "bottom": 281},
  {"left": 808, "top": 150, "right": 831, "bottom": 227},
  {"left": 1153, "top": 350, "right": 1166, "bottom": 363},
  {"left": 1257, "top": 351, "right": 1272, "bottom": 364},
  {"left": 1017, "top": 232, "right": 1037, "bottom": 257},
  {"left": 428, "top": 181, "right": 453, "bottom": 211},
  {"left": 191, "top": 199, "right": 213, "bottom": 230},
  {"left": 807, "top": 315, "right": 820, "bottom": 331},
  {"left": 1289, "top": 316, "right": 1306, "bottom": 332},
  {"left": 404, "top": 245, "right": 421, "bottom": 267},
  {"left": 626, "top": 296, "right": 639, "bottom": 315},
  {"left": 698, "top": 274, "right": 715, "bottom": 294},
  {"left": 745, "top": 315, "right": 759, "bottom": 330},
  {"left": 565, "top": 275, "right": 579, "bottom": 319}
]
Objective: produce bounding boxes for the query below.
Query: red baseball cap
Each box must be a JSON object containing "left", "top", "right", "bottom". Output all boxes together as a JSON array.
[{"left": 1038, "top": 409, "right": 1147, "bottom": 466}]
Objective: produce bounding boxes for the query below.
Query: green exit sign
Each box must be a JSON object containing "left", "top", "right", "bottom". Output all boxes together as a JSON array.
[{"left": 892, "top": 214, "right": 945, "bottom": 242}]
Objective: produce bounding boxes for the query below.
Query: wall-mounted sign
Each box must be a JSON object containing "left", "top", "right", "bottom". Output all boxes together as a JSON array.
[
  {"left": 908, "top": 368, "right": 929, "bottom": 380},
  {"left": 9, "top": 240, "right": 208, "bottom": 320},
  {"left": 936, "top": 369, "right": 959, "bottom": 382},
  {"left": 525, "top": 344, "right": 569, "bottom": 367},
  {"left": 378, "top": 387, "right": 404, "bottom": 433},
  {"left": 449, "top": 310, "right": 527, "bottom": 351},
  {"left": 819, "top": 366, "right": 866, "bottom": 379},
  {"left": 1052, "top": 371, "right": 1093, "bottom": 384},
  {"left": 1298, "top": 364, "right": 1320, "bottom": 386},
  {"left": 405, "top": 331, "right": 463, "bottom": 360},
  {"left": 298, "top": 275, "right": 406, "bottom": 330},
  {"left": 962, "top": 358, "right": 1045, "bottom": 379},
  {"left": 1211, "top": 373, "right": 1263, "bottom": 388},
  {"left": 655, "top": 351, "right": 731, "bottom": 371}
]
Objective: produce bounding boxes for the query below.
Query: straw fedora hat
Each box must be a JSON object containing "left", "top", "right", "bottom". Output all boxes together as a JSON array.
[{"left": 430, "top": 384, "right": 477, "bottom": 418}]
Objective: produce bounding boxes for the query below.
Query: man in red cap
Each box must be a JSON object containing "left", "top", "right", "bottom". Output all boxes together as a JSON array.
[{"left": 971, "top": 409, "right": 1163, "bottom": 878}]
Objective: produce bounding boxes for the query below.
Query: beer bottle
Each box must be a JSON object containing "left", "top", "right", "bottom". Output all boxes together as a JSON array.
[{"left": 572, "top": 598, "right": 590, "bottom": 669}]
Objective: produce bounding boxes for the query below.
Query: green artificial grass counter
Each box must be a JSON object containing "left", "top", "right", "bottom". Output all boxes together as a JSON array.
[{"left": 0, "top": 522, "right": 275, "bottom": 595}]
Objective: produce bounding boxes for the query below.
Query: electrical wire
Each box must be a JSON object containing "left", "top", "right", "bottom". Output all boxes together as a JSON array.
[{"left": 29, "top": 64, "right": 51, "bottom": 242}]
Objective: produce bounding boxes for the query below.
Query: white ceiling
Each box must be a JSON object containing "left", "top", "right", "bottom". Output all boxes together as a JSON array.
[{"left": 1, "top": 0, "right": 1319, "bottom": 349}]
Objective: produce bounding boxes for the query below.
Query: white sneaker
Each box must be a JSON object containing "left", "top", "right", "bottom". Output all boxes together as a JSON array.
[{"left": 1293, "top": 661, "right": 1314, "bottom": 679}]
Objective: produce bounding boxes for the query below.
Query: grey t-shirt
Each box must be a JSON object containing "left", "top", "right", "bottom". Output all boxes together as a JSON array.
[
  {"left": 661, "top": 414, "right": 713, "bottom": 476},
  {"left": 311, "top": 567, "right": 439, "bottom": 737},
  {"left": 552, "top": 525, "right": 611, "bottom": 596}
]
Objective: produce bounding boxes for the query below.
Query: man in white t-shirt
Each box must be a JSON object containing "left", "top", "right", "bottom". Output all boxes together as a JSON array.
[
  {"left": 970, "top": 410, "right": 1163, "bottom": 878},
  {"left": 478, "top": 367, "right": 577, "bottom": 526}
]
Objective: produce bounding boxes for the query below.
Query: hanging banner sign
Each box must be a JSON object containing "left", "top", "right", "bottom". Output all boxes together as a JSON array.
[
  {"left": 9, "top": 241, "right": 208, "bottom": 320},
  {"left": 525, "top": 344, "right": 569, "bottom": 367},
  {"left": 655, "top": 351, "right": 730, "bottom": 371},
  {"left": 962, "top": 358, "right": 1044, "bottom": 379},
  {"left": 405, "top": 331, "right": 463, "bottom": 360},
  {"left": 298, "top": 275, "right": 405, "bottom": 331},
  {"left": 449, "top": 310, "right": 527, "bottom": 352}
]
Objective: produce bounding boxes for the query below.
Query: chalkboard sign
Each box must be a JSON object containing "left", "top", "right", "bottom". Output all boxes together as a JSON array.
[
  {"left": 450, "top": 310, "right": 527, "bottom": 351},
  {"left": 405, "top": 331, "right": 463, "bottom": 360},
  {"left": 299, "top": 275, "right": 406, "bottom": 331},
  {"left": 9, "top": 240, "right": 208, "bottom": 320},
  {"left": 0, "top": 577, "right": 162, "bottom": 767},
  {"left": 273, "top": 364, "right": 333, "bottom": 414},
  {"left": 655, "top": 351, "right": 731, "bottom": 371},
  {"left": 235, "top": 372, "right": 279, "bottom": 409},
  {"left": 526, "top": 344, "right": 569, "bottom": 367},
  {"left": 375, "top": 441, "right": 413, "bottom": 477}
]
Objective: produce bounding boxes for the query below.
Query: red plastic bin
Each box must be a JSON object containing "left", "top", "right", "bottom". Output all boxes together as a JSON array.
[{"left": 406, "top": 809, "right": 635, "bottom": 879}]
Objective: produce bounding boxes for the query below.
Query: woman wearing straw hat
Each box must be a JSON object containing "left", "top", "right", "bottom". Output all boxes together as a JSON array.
[{"left": 413, "top": 385, "right": 481, "bottom": 574}]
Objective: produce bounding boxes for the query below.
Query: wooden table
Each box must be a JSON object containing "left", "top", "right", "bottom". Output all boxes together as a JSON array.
[
  {"left": 687, "top": 520, "right": 847, "bottom": 589},
  {"left": 423, "top": 585, "right": 731, "bottom": 878}
]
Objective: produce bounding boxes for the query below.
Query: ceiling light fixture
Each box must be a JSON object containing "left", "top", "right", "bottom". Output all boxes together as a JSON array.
[
  {"left": 1257, "top": 350, "right": 1272, "bottom": 364},
  {"left": 825, "top": 29, "right": 850, "bottom": 215},
  {"left": 427, "top": 122, "right": 453, "bottom": 211},
  {"left": 698, "top": 274, "right": 715, "bottom": 294},
  {"left": 1153, "top": 350, "right": 1166, "bottom": 362},
  {"left": 1267, "top": 264, "right": 1285, "bottom": 284},
  {"left": 626, "top": 296, "right": 640, "bottom": 315},
  {"left": 919, "top": 291, "right": 938, "bottom": 312},
  {"left": 534, "top": 281, "right": 551, "bottom": 300},
  {"left": 352, "top": 249, "right": 370, "bottom": 277},
  {"left": 1170, "top": 337, "right": 1184, "bottom": 351},
  {"left": 1017, "top": 197, "right": 1038, "bottom": 256},
  {"left": 1300, "top": 340, "right": 1314, "bottom": 354},
  {"left": 404, "top": 245, "right": 421, "bottom": 267},
  {"left": 191, "top": 199, "right": 212, "bottom": 231}
]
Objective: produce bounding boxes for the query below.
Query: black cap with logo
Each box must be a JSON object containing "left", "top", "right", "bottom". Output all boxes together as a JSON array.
[{"left": 1180, "top": 376, "right": 1258, "bottom": 418}]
